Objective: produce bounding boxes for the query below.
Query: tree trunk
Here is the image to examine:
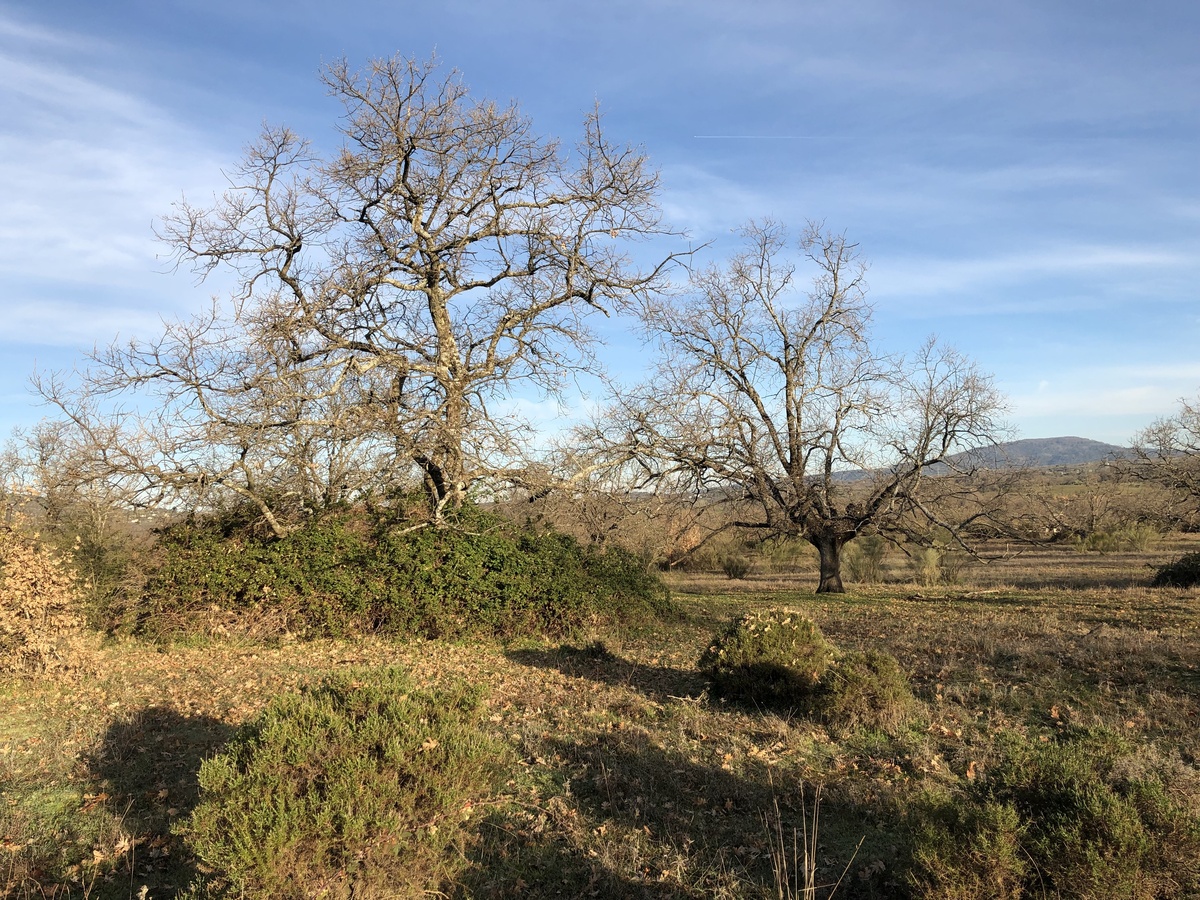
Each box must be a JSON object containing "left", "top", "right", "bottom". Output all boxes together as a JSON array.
[{"left": 811, "top": 530, "right": 847, "bottom": 594}]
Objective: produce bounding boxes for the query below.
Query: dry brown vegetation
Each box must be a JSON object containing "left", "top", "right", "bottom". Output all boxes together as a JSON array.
[{"left": 0, "top": 510, "right": 88, "bottom": 676}]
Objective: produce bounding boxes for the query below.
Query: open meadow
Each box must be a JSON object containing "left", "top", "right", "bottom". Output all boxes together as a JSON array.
[{"left": 3, "top": 533, "right": 1199, "bottom": 899}]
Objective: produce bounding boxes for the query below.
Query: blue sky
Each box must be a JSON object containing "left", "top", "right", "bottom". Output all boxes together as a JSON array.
[{"left": 1, "top": 0, "right": 1197, "bottom": 446}]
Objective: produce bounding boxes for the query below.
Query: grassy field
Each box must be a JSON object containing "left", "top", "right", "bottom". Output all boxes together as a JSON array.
[{"left": 3, "top": 538, "right": 1199, "bottom": 898}]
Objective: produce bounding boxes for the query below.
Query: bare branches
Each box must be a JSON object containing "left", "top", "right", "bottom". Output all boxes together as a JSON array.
[
  {"left": 38, "top": 54, "right": 685, "bottom": 531},
  {"left": 579, "top": 221, "right": 1009, "bottom": 592},
  {"left": 1122, "top": 395, "right": 1200, "bottom": 529}
]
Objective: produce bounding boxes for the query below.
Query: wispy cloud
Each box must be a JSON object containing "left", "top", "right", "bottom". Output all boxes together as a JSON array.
[
  {"left": 1003, "top": 362, "right": 1200, "bottom": 442},
  {"left": 658, "top": 163, "right": 775, "bottom": 242},
  {"left": 1, "top": 297, "right": 171, "bottom": 348},
  {"left": 0, "top": 13, "right": 228, "bottom": 299},
  {"left": 873, "top": 244, "right": 1197, "bottom": 305}
]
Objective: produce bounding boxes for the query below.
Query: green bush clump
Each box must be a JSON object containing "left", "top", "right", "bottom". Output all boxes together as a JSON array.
[
  {"left": 698, "top": 609, "right": 918, "bottom": 731},
  {"left": 843, "top": 534, "right": 887, "bottom": 583},
  {"left": 907, "top": 728, "right": 1200, "bottom": 899},
  {"left": 136, "top": 506, "right": 672, "bottom": 640},
  {"left": 182, "top": 667, "right": 509, "bottom": 899},
  {"left": 720, "top": 555, "right": 752, "bottom": 580},
  {"left": 908, "top": 797, "right": 1030, "bottom": 900},
  {"left": 698, "top": 609, "right": 835, "bottom": 708},
  {"left": 1151, "top": 551, "right": 1200, "bottom": 587},
  {"left": 816, "top": 649, "right": 918, "bottom": 735}
]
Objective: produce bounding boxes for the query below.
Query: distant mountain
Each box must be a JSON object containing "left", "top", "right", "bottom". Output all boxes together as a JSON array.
[
  {"left": 826, "top": 436, "right": 1130, "bottom": 482},
  {"left": 952, "top": 436, "right": 1129, "bottom": 469}
]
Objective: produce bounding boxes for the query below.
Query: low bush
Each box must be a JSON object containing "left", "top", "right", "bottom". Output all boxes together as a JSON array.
[
  {"left": 908, "top": 797, "right": 1030, "bottom": 900},
  {"left": 907, "top": 728, "right": 1200, "bottom": 899},
  {"left": 698, "top": 609, "right": 835, "bottom": 709},
  {"left": 698, "top": 610, "right": 920, "bottom": 732},
  {"left": 720, "top": 555, "right": 752, "bottom": 580},
  {"left": 182, "top": 667, "right": 510, "bottom": 899},
  {"left": 1151, "top": 551, "right": 1200, "bottom": 587},
  {"left": 0, "top": 512, "right": 85, "bottom": 673},
  {"left": 1073, "top": 523, "right": 1160, "bottom": 554},
  {"left": 908, "top": 546, "right": 943, "bottom": 587},
  {"left": 814, "top": 649, "right": 918, "bottom": 735},
  {"left": 135, "top": 507, "right": 673, "bottom": 640},
  {"left": 843, "top": 534, "right": 887, "bottom": 583}
]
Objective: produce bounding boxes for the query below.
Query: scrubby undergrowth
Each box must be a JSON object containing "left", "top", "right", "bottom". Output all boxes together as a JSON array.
[
  {"left": 909, "top": 727, "right": 1200, "bottom": 899},
  {"left": 1151, "top": 551, "right": 1200, "bottom": 587},
  {"left": 4, "top": 574, "right": 1200, "bottom": 898},
  {"left": 130, "top": 506, "right": 673, "bottom": 641},
  {"left": 182, "top": 667, "right": 508, "bottom": 899},
  {"left": 699, "top": 607, "right": 918, "bottom": 734}
]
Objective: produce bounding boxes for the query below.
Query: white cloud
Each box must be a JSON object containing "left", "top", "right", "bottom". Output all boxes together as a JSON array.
[
  {"left": 1006, "top": 363, "right": 1200, "bottom": 422},
  {"left": 0, "top": 16, "right": 230, "bottom": 295},
  {"left": 873, "top": 244, "right": 1197, "bottom": 304},
  {"left": 658, "top": 163, "right": 775, "bottom": 241}
]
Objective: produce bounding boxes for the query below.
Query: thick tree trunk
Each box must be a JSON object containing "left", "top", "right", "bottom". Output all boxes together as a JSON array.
[{"left": 811, "top": 530, "right": 847, "bottom": 594}]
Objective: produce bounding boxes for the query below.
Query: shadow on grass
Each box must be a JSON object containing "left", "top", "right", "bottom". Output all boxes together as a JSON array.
[
  {"left": 85, "top": 706, "right": 235, "bottom": 898},
  {"left": 458, "top": 817, "right": 702, "bottom": 899},
  {"left": 460, "top": 725, "right": 902, "bottom": 899},
  {"left": 506, "top": 644, "right": 707, "bottom": 704}
]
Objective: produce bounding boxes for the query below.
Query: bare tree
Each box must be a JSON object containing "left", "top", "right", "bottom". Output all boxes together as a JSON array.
[
  {"left": 35, "top": 302, "right": 390, "bottom": 536},
  {"left": 1124, "top": 395, "right": 1200, "bottom": 530},
  {"left": 578, "top": 221, "right": 1009, "bottom": 593},
  {"left": 39, "top": 55, "right": 680, "bottom": 533}
]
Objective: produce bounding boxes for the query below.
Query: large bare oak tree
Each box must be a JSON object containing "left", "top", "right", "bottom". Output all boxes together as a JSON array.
[
  {"left": 1124, "top": 394, "right": 1200, "bottom": 530},
  {"left": 38, "top": 55, "right": 680, "bottom": 534},
  {"left": 579, "top": 221, "right": 1009, "bottom": 592}
]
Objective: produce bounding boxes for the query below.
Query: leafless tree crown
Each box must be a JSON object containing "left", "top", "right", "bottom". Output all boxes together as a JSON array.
[
  {"left": 577, "top": 221, "right": 1009, "bottom": 592},
  {"left": 37, "top": 55, "right": 683, "bottom": 533},
  {"left": 1125, "top": 395, "right": 1200, "bottom": 529}
]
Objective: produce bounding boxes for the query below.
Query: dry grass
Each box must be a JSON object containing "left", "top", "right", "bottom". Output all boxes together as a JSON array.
[{"left": 2, "top": 551, "right": 1198, "bottom": 897}]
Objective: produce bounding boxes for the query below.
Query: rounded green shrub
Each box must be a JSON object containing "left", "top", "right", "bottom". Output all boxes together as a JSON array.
[
  {"left": 720, "top": 555, "right": 752, "bottom": 580},
  {"left": 182, "top": 667, "right": 509, "bottom": 899},
  {"left": 843, "top": 533, "right": 888, "bottom": 584},
  {"left": 1151, "top": 551, "right": 1200, "bottom": 587},
  {"left": 907, "top": 797, "right": 1030, "bottom": 900},
  {"left": 698, "top": 609, "right": 834, "bottom": 709},
  {"left": 814, "top": 649, "right": 918, "bottom": 734},
  {"left": 906, "top": 728, "right": 1200, "bottom": 899}
]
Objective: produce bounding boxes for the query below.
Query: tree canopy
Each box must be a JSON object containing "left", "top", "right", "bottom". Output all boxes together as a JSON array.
[
  {"left": 576, "top": 221, "right": 1010, "bottom": 592},
  {"left": 38, "top": 55, "right": 681, "bottom": 534}
]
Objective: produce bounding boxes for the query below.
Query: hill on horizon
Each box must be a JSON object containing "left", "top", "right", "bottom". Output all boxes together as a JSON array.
[{"left": 954, "top": 436, "right": 1129, "bottom": 469}]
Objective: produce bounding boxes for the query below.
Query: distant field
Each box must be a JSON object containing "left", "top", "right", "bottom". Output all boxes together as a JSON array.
[{"left": 697, "top": 531, "right": 1200, "bottom": 592}]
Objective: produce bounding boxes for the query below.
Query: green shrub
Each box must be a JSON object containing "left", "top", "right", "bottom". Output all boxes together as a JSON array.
[
  {"left": 1151, "top": 551, "right": 1200, "bottom": 587},
  {"left": 1076, "top": 524, "right": 1160, "bottom": 554},
  {"left": 1082, "top": 528, "right": 1122, "bottom": 554},
  {"left": 697, "top": 611, "right": 918, "bottom": 730},
  {"left": 182, "top": 667, "right": 509, "bottom": 899},
  {"left": 1118, "top": 523, "right": 1160, "bottom": 551},
  {"left": 698, "top": 609, "right": 834, "bottom": 709},
  {"left": 843, "top": 534, "right": 887, "bottom": 583},
  {"left": 814, "top": 649, "right": 918, "bottom": 735},
  {"left": 135, "top": 507, "right": 673, "bottom": 640},
  {"left": 908, "top": 546, "right": 943, "bottom": 587},
  {"left": 907, "top": 728, "right": 1200, "bottom": 899},
  {"left": 720, "top": 555, "right": 752, "bottom": 580},
  {"left": 908, "top": 797, "right": 1029, "bottom": 900},
  {"left": 756, "top": 536, "right": 818, "bottom": 574}
]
